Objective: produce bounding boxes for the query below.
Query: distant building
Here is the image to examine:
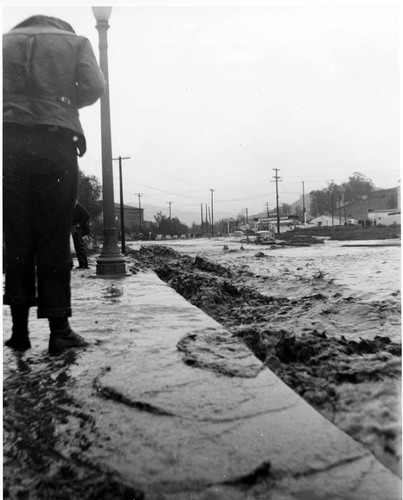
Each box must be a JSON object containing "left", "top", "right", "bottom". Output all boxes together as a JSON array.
[
  {"left": 310, "top": 215, "right": 344, "bottom": 227},
  {"left": 255, "top": 215, "right": 299, "bottom": 233},
  {"left": 114, "top": 203, "right": 143, "bottom": 227},
  {"left": 367, "top": 209, "right": 401, "bottom": 226}
]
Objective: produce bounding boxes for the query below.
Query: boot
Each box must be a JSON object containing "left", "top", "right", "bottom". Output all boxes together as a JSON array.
[
  {"left": 48, "top": 317, "right": 88, "bottom": 356},
  {"left": 5, "top": 305, "right": 31, "bottom": 351}
]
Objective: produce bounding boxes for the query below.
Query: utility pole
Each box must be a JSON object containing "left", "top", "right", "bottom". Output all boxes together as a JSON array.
[
  {"left": 200, "top": 204, "right": 204, "bottom": 234},
  {"left": 113, "top": 155, "right": 130, "bottom": 254},
  {"left": 205, "top": 203, "right": 208, "bottom": 234},
  {"left": 210, "top": 189, "right": 215, "bottom": 237},
  {"left": 302, "top": 181, "right": 306, "bottom": 225},
  {"left": 135, "top": 192, "right": 144, "bottom": 233},
  {"left": 331, "top": 189, "right": 335, "bottom": 226},
  {"left": 272, "top": 168, "right": 282, "bottom": 234},
  {"left": 245, "top": 208, "right": 249, "bottom": 243},
  {"left": 265, "top": 202, "right": 270, "bottom": 218},
  {"left": 167, "top": 201, "right": 174, "bottom": 220},
  {"left": 167, "top": 201, "right": 174, "bottom": 238}
]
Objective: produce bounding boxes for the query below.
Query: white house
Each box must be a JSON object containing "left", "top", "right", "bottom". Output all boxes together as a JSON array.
[
  {"left": 367, "top": 209, "right": 401, "bottom": 226},
  {"left": 310, "top": 215, "right": 344, "bottom": 227}
]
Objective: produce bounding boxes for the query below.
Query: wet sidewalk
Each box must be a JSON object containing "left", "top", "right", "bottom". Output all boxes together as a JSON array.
[{"left": 3, "top": 268, "right": 402, "bottom": 499}]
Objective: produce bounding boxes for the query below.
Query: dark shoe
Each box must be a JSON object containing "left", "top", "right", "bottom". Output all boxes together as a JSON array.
[
  {"left": 6, "top": 306, "right": 31, "bottom": 351},
  {"left": 5, "top": 332, "right": 31, "bottom": 351},
  {"left": 49, "top": 328, "right": 88, "bottom": 356}
]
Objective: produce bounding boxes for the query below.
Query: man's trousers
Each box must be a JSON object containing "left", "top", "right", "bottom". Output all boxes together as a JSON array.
[
  {"left": 72, "top": 229, "right": 89, "bottom": 268},
  {"left": 3, "top": 125, "right": 78, "bottom": 318}
]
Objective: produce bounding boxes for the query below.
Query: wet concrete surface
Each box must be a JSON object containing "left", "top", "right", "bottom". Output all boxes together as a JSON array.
[{"left": 3, "top": 240, "right": 401, "bottom": 499}]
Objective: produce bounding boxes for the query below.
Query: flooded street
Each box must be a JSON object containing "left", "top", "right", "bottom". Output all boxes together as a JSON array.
[
  {"left": 138, "top": 237, "right": 400, "bottom": 308},
  {"left": 129, "top": 237, "right": 401, "bottom": 476}
]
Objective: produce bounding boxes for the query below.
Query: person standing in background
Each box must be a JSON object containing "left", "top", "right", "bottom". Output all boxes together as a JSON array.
[
  {"left": 72, "top": 201, "right": 91, "bottom": 270},
  {"left": 3, "top": 15, "right": 105, "bottom": 355}
]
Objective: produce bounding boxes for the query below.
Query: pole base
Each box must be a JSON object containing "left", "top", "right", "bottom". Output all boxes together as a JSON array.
[
  {"left": 96, "top": 256, "right": 126, "bottom": 276},
  {"left": 96, "top": 227, "right": 127, "bottom": 276}
]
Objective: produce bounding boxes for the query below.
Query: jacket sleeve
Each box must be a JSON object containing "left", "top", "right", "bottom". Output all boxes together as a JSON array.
[
  {"left": 75, "top": 37, "right": 106, "bottom": 108},
  {"left": 73, "top": 202, "right": 90, "bottom": 225}
]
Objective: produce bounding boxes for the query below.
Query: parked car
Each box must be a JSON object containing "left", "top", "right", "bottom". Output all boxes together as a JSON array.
[
  {"left": 255, "top": 230, "right": 275, "bottom": 244},
  {"left": 232, "top": 230, "right": 244, "bottom": 238}
]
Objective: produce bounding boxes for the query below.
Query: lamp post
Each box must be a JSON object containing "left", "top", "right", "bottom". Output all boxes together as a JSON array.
[{"left": 92, "top": 6, "right": 126, "bottom": 276}]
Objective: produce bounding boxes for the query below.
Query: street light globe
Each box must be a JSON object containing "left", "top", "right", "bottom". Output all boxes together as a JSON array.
[{"left": 92, "top": 6, "right": 112, "bottom": 22}]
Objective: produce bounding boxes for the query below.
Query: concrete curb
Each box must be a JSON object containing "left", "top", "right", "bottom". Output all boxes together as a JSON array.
[{"left": 69, "top": 271, "right": 401, "bottom": 499}]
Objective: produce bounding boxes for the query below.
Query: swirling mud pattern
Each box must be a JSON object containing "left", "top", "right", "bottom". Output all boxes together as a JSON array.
[{"left": 3, "top": 352, "right": 143, "bottom": 500}]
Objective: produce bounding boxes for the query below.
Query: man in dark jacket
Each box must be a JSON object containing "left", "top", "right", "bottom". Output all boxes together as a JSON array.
[
  {"left": 72, "top": 201, "right": 91, "bottom": 269},
  {"left": 3, "top": 15, "right": 105, "bottom": 355}
]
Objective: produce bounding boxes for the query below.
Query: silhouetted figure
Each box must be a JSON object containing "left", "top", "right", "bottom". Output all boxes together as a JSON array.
[
  {"left": 3, "top": 15, "right": 105, "bottom": 355},
  {"left": 72, "top": 201, "right": 91, "bottom": 269}
]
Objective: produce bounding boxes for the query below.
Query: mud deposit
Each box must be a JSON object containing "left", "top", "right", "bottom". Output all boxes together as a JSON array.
[
  {"left": 3, "top": 351, "right": 144, "bottom": 500},
  {"left": 129, "top": 244, "right": 402, "bottom": 477}
]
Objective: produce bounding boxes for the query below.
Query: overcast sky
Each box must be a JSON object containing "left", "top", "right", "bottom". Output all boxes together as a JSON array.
[{"left": 2, "top": 1, "right": 401, "bottom": 224}]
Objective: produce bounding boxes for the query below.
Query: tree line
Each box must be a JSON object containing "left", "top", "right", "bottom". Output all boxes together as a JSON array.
[
  {"left": 309, "top": 172, "right": 375, "bottom": 217},
  {"left": 77, "top": 171, "right": 190, "bottom": 239}
]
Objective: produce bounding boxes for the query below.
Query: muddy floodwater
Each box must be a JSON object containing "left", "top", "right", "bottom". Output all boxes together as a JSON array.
[
  {"left": 3, "top": 236, "right": 401, "bottom": 498},
  {"left": 129, "top": 237, "right": 401, "bottom": 477}
]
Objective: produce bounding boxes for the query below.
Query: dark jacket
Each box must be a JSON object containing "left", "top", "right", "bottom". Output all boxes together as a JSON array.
[
  {"left": 72, "top": 202, "right": 90, "bottom": 236},
  {"left": 3, "top": 15, "right": 105, "bottom": 155}
]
